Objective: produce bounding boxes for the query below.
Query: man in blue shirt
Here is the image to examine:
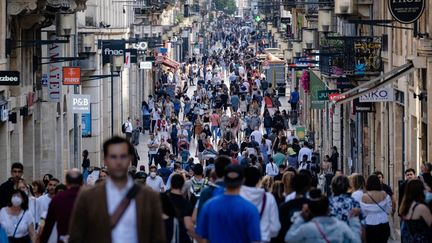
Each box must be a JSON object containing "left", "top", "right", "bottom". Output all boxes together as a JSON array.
[
  {"left": 289, "top": 87, "right": 300, "bottom": 111},
  {"left": 196, "top": 164, "right": 261, "bottom": 243}
]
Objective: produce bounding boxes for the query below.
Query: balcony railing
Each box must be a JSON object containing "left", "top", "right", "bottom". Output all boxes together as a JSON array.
[{"left": 319, "top": 36, "right": 382, "bottom": 77}]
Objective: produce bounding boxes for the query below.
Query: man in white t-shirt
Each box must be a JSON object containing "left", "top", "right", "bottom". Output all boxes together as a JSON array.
[
  {"left": 298, "top": 142, "right": 313, "bottom": 163},
  {"left": 178, "top": 124, "right": 189, "bottom": 142},
  {"left": 250, "top": 127, "right": 262, "bottom": 145},
  {"left": 146, "top": 166, "right": 165, "bottom": 192},
  {"left": 147, "top": 133, "right": 159, "bottom": 166},
  {"left": 124, "top": 117, "right": 133, "bottom": 142},
  {"left": 36, "top": 178, "right": 59, "bottom": 224}
]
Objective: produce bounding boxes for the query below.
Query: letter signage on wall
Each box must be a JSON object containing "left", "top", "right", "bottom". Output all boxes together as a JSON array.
[
  {"left": 389, "top": 0, "right": 425, "bottom": 24},
  {"left": 48, "top": 36, "right": 62, "bottom": 102},
  {"left": 0, "top": 71, "right": 20, "bottom": 86}
]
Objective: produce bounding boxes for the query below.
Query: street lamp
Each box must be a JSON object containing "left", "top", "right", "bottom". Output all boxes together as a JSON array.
[
  {"left": 111, "top": 55, "right": 124, "bottom": 136},
  {"left": 318, "top": 8, "right": 333, "bottom": 33}
]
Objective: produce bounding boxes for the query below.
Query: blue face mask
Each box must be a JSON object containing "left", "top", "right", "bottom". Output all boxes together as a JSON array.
[{"left": 425, "top": 191, "right": 432, "bottom": 203}]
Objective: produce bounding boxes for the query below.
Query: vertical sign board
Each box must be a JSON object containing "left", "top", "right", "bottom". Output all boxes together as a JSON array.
[
  {"left": 82, "top": 112, "right": 91, "bottom": 137},
  {"left": 48, "top": 36, "right": 62, "bottom": 102},
  {"left": 309, "top": 70, "right": 326, "bottom": 109},
  {"left": 389, "top": 0, "right": 425, "bottom": 24}
]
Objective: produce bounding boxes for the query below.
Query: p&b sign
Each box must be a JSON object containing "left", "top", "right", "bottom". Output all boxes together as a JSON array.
[{"left": 70, "top": 94, "right": 91, "bottom": 114}]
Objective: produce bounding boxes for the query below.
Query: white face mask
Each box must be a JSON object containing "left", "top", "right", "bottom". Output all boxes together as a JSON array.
[
  {"left": 150, "top": 172, "right": 157, "bottom": 178},
  {"left": 11, "top": 196, "right": 22, "bottom": 207}
]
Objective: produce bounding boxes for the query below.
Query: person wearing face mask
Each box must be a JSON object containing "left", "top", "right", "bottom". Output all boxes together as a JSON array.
[
  {"left": 146, "top": 165, "right": 165, "bottom": 192},
  {"left": 0, "top": 190, "right": 37, "bottom": 243},
  {"left": 16, "top": 179, "right": 37, "bottom": 228},
  {"left": 0, "top": 163, "right": 24, "bottom": 209}
]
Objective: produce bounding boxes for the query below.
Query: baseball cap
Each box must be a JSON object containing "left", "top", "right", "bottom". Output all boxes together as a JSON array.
[{"left": 224, "top": 164, "right": 244, "bottom": 188}]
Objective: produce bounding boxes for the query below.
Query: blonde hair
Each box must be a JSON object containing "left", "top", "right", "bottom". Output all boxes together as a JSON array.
[
  {"left": 261, "top": 175, "right": 274, "bottom": 192},
  {"left": 282, "top": 171, "right": 295, "bottom": 195}
]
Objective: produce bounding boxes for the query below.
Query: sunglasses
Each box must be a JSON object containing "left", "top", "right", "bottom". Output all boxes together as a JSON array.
[{"left": 107, "top": 154, "right": 129, "bottom": 161}]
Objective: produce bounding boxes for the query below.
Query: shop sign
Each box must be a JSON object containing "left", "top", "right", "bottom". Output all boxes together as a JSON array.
[
  {"left": 63, "top": 67, "right": 81, "bottom": 85},
  {"left": 140, "top": 61, "right": 152, "bottom": 70},
  {"left": 317, "top": 90, "right": 339, "bottom": 101},
  {"left": 125, "top": 49, "right": 138, "bottom": 63},
  {"left": 48, "top": 36, "right": 62, "bottom": 102},
  {"left": 101, "top": 40, "right": 125, "bottom": 65},
  {"left": 360, "top": 86, "right": 394, "bottom": 102},
  {"left": 70, "top": 94, "right": 90, "bottom": 113},
  {"left": 124, "top": 52, "right": 131, "bottom": 69},
  {"left": 296, "top": 127, "right": 306, "bottom": 141},
  {"left": 336, "top": 77, "right": 355, "bottom": 91},
  {"left": 280, "top": 17, "right": 291, "bottom": 24},
  {"left": 389, "top": 0, "right": 425, "bottom": 24},
  {"left": 354, "top": 98, "right": 373, "bottom": 113},
  {"left": 0, "top": 71, "right": 20, "bottom": 86},
  {"left": 309, "top": 70, "right": 326, "bottom": 109}
]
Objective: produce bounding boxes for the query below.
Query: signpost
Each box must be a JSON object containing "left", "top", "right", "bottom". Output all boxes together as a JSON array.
[
  {"left": 389, "top": 0, "right": 425, "bottom": 24},
  {"left": 0, "top": 71, "right": 20, "bottom": 86}
]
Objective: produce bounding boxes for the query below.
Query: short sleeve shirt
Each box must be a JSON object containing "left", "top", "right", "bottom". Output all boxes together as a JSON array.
[
  {"left": 0, "top": 208, "right": 33, "bottom": 238},
  {"left": 196, "top": 195, "right": 261, "bottom": 243}
]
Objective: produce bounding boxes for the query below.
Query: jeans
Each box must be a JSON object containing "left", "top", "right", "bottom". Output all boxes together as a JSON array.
[
  {"left": 148, "top": 153, "right": 157, "bottom": 166},
  {"left": 265, "top": 127, "right": 272, "bottom": 135},
  {"left": 172, "top": 141, "right": 178, "bottom": 156},
  {"left": 211, "top": 126, "right": 219, "bottom": 140}
]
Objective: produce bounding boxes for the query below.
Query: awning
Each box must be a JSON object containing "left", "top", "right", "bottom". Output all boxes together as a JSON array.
[
  {"left": 332, "top": 62, "right": 415, "bottom": 104},
  {"left": 162, "top": 58, "right": 180, "bottom": 70}
]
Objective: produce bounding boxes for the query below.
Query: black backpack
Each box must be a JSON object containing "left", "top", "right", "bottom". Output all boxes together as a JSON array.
[{"left": 121, "top": 123, "right": 127, "bottom": 133}]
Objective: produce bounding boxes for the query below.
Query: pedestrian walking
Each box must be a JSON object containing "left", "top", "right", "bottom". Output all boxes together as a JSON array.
[{"left": 68, "top": 136, "right": 165, "bottom": 243}]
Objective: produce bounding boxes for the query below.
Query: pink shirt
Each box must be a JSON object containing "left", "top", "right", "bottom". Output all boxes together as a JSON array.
[{"left": 209, "top": 114, "right": 220, "bottom": 127}]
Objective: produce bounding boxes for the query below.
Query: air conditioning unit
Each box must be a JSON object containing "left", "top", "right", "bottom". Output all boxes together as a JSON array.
[{"left": 335, "top": 0, "right": 357, "bottom": 15}]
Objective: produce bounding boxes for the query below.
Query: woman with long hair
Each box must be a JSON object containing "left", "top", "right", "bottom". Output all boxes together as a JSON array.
[
  {"left": 349, "top": 173, "right": 366, "bottom": 203},
  {"left": 261, "top": 175, "right": 274, "bottom": 192},
  {"left": 282, "top": 171, "right": 295, "bottom": 201},
  {"left": 400, "top": 179, "right": 432, "bottom": 242},
  {"left": 360, "top": 175, "right": 392, "bottom": 243}
]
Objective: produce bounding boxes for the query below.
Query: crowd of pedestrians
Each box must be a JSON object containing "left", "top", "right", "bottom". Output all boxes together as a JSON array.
[{"left": 1, "top": 14, "right": 432, "bottom": 243}]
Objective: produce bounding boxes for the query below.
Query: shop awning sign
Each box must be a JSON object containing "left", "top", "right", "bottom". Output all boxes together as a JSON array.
[
  {"left": 389, "top": 0, "right": 425, "bottom": 24},
  {"left": 359, "top": 86, "right": 394, "bottom": 102},
  {"left": 317, "top": 90, "right": 339, "bottom": 101},
  {"left": 0, "top": 71, "right": 20, "bottom": 86}
]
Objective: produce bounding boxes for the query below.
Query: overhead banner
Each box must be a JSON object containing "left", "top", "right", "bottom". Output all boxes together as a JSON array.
[
  {"left": 360, "top": 86, "right": 394, "bottom": 102},
  {"left": 101, "top": 40, "right": 125, "bottom": 65},
  {"left": 309, "top": 70, "right": 326, "bottom": 109},
  {"left": 70, "top": 94, "right": 90, "bottom": 113},
  {"left": 389, "top": 0, "right": 425, "bottom": 24},
  {"left": 0, "top": 71, "right": 20, "bottom": 86},
  {"left": 63, "top": 67, "right": 81, "bottom": 85},
  {"left": 48, "top": 35, "right": 62, "bottom": 102}
]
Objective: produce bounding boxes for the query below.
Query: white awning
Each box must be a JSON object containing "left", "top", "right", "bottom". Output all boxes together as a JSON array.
[{"left": 332, "top": 62, "right": 415, "bottom": 104}]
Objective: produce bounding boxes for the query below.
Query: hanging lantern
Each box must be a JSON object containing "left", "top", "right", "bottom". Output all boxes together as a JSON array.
[
  {"left": 318, "top": 8, "right": 333, "bottom": 32},
  {"left": 335, "top": 0, "right": 356, "bottom": 15},
  {"left": 292, "top": 41, "right": 302, "bottom": 57},
  {"left": 302, "top": 28, "right": 317, "bottom": 50}
]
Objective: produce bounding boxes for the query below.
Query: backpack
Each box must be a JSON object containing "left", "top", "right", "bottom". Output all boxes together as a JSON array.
[
  {"left": 261, "top": 80, "right": 269, "bottom": 90},
  {"left": 121, "top": 123, "right": 127, "bottom": 133}
]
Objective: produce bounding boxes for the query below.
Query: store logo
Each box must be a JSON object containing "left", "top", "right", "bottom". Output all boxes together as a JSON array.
[
  {"left": 104, "top": 48, "right": 124, "bottom": 56},
  {"left": 71, "top": 94, "right": 91, "bottom": 114},
  {"left": 389, "top": 0, "right": 425, "bottom": 24},
  {"left": 0, "top": 71, "right": 20, "bottom": 86}
]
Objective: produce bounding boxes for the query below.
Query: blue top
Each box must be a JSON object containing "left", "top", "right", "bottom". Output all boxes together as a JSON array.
[
  {"left": 231, "top": 95, "right": 240, "bottom": 107},
  {"left": 197, "top": 194, "right": 261, "bottom": 243},
  {"left": 290, "top": 91, "right": 299, "bottom": 104}
]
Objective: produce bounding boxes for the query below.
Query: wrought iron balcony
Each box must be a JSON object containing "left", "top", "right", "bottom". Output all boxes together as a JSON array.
[
  {"left": 7, "top": 0, "right": 88, "bottom": 15},
  {"left": 319, "top": 36, "right": 382, "bottom": 77}
]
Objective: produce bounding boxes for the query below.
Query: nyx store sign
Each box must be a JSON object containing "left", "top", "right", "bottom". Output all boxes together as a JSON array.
[
  {"left": 0, "top": 71, "right": 20, "bottom": 86},
  {"left": 101, "top": 40, "right": 126, "bottom": 65}
]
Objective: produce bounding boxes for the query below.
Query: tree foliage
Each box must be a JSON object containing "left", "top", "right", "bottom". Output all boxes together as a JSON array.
[{"left": 213, "top": 0, "right": 237, "bottom": 15}]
